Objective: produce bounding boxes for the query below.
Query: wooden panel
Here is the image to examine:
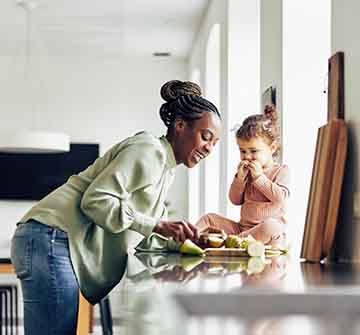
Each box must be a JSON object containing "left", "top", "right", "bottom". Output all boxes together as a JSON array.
[
  {"left": 322, "top": 120, "right": 347, "bottom": 256},
  {"left": 301, "top": 120, "right": 347, "bottom": 262},
  {"left": 328, "top": 52, "right": 344, "bottom": 121}
]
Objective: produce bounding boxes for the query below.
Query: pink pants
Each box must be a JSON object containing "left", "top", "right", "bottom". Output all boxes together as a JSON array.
[{"left": 196, "top": 213, "right": 286, "bottom": 247}]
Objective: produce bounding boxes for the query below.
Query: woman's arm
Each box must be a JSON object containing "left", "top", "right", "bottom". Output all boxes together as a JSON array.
[{"left": 80, "top": 142, "right": 165, "bottom": 237}]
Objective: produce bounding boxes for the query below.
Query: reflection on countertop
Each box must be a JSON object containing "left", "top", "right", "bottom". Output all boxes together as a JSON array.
[
  {"left": 119, "top": 252, "right": 360, "bottom": 335},
  {"left": 129, "top": 252, "right": 289, "bottom": 291},
  {"left": 129, "top": 252, "right": 360, "bottom": 290}
]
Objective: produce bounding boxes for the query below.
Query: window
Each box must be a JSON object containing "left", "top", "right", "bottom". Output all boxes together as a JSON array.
[
  {"left": 204, "top": 23, "right": 221, "bottom": 214},
  {"left": 188, "top": 68, "right": 202, "bottom": 222},
  {"left": 283, "top": 0, "right": 331, "bottom": 256}
]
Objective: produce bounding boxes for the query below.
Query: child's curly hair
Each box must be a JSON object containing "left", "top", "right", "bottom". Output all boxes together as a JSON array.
[{"left": 235, "top": 105, "right": 280, "bottom": 157}]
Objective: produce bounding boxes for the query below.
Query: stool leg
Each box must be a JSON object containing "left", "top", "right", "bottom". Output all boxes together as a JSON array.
[
  {"left": 4, "top": 291, "right": 8, "bottom": 335},
  {"left": 14, "top": 287, "right": 18, "bottom": 333},
  {"left": 8, "top": 288, "right": 13, "bottom": 333},
  {"left": 99, "top": 296, "right": 113, "bottom": 335},
  {"left": 1, "top": 292, "right": 3, "bottom": 335}
]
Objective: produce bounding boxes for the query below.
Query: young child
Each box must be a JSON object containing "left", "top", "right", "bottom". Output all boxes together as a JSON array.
[{"left": 196, "top": 106, "right": 290, "bottom": 247}]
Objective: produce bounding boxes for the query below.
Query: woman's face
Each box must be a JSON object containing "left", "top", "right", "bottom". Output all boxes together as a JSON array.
[{"left": 173, "top": 112, "right": 222, "bottom": 168}]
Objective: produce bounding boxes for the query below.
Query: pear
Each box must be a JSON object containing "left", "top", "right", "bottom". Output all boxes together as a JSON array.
[
  {"left": 208, "top": 236, "right": 225, "bottom": 248},
  {"left": 179, "top": 239, "right": 205, "bottom": 256},
  {"left": 225, "top": 235, "right": 242, "bottom": 248},
  {"left": 239, "top": 234, "right": 256, "bottom": 249},
  {"left": 265, "top": 248, "right": 282, "bottom": 256},
  {"left": 199, "top": 233, "right": 225, "bottom": 248},
  {"left": 247, "top": 240, "right": 265, "bottom": 257}
]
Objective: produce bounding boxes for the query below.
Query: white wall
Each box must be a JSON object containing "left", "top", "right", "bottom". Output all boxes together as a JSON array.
[
  {"left": 0, "top": 55, "right": 188, "bottom": 257},
  {"left": 260, "top": 0, "right": 282, "bottom": 151},
  {"left": 227, "top": 0, "right": 261, "bottom": 220},
  {"left": 189, "top": 0, "right": 229, "bottom": 217},
  {"left": 283, "top": 1, "right": 330, "bottom": 257},
  {"left": 204, "top": 23, "right": 221, "bottom": 214},
  {"left": 190, "top": 0, "right": 273, "bottom": 222},
  {"left": 330, "top": 0, "right": 360, "bottom": 261}
]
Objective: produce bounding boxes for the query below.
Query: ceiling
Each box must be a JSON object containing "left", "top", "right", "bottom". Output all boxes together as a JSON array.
[{"left": 0, "top": 0, "right": 209, "bottom": 59}]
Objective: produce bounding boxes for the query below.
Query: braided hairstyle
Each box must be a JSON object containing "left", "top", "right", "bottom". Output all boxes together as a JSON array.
[
  {"left": 236, "top": 105, "right": 280, "bottom": 157},
  {"left": 159, "top": 80, "right": 220, "bottom": 131}
]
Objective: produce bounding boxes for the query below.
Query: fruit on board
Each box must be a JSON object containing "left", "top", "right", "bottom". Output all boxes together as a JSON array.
[
  {"left": 225, "top": 235, "right": 242, "bottom": 248},
  {"left": 199, "top": 233, "right": 226, "bottom": 248},
  {"left": 208, "top": 236, "right": 225, "bottom": 248},
  {"left": 179, "top": 239, "right": 205, "bottom": 256},
  {"left": 247, "top": 240, "right": 265, "bottom": 257},
  {"left": 238, "top": 234, "right": 256, "bottom": 249}
]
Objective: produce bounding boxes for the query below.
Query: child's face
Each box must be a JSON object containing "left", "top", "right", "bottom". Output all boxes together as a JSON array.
[{"left": 237, "top": 136, "right": 276, "bottom": 168}]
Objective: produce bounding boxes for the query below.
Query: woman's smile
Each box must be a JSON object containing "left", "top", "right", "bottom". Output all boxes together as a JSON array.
[{"left": 192, "top": 150, "right": 206, "bottom": 163}]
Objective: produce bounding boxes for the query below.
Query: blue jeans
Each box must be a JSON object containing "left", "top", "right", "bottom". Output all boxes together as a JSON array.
[{"left": 11, "top": 220, "right": 79, "bottom": 335}]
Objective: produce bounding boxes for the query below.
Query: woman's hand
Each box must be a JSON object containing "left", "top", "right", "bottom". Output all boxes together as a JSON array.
[
  {"left": 236, "top": 161, "right": 249, "bottom": 181},
  {"left": 247, "top": 160, "right": 263, "bottom": 179},
  {"left": 153, "top": 220, "right": 199, "bottom": 242}
]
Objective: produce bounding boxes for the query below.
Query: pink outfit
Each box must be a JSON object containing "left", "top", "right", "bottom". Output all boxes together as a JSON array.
[{"left": 196, "top": 164, "right": 290, "bottom": 246}]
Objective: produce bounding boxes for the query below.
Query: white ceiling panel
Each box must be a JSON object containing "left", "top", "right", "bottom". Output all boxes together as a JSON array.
[{"left": 0, "top": 0, "right": 209, "bottom": 59}]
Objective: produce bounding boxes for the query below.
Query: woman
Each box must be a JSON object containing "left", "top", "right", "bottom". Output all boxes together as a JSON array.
[{"left": 11, "top": 80, "right": 222, "bottom": 334}]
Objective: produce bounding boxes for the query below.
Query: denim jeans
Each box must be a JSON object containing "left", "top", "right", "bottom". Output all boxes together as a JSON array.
[{"left": 11, "top": 220, "right": 79, "bottom": 335}]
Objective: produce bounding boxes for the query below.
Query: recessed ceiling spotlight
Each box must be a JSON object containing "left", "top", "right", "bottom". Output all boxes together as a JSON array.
[{"left": 153, "top": 52, "right": 171, "bottom": 57}]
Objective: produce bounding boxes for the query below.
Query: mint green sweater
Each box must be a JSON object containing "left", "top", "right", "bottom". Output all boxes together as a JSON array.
[{"left": 20, "top": 131, "right": 177, "bottom": 304}]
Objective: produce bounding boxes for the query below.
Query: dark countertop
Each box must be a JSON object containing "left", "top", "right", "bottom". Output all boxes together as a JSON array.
[{"left": 121, "top": 252, "right": 360, "bottom": 335}]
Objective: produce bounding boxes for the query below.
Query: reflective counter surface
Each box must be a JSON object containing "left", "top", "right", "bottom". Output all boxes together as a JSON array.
[{"left": 116, "top": 252, "right": 360, "bottom": 335}]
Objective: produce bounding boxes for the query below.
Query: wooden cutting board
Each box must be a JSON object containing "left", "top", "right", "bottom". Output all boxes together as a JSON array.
[
  {"left": 301, "top": 119, "right": 347, "bottom": 261},
  {"left": 322, "top": 120, "right": 347, "bottom": 256},
  {"left": 327, "top": 52, "right": 344, "bottom": 121},
  {"left": 205, "top": 246, "right": 277, "bottom": 257},
  {"left": 205, "top": 248, "right": 248, "bottom": 257}
]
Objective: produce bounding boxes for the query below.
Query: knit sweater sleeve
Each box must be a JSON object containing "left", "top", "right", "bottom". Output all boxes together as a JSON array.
[
  {"left": 80, "top": 142, "right": 166, "bottom": 237},
  {"left": 229, "top": 175, "right": 248, "bottom": 205},
  {"left": 252, "top": 165, "right": 290, "bottom": 203}
]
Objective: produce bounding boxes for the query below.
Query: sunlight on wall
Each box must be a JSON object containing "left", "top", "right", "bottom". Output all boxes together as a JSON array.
[
  {"left": 204, "top": 23, "right": 221, "bottom": 214},
  {"left": 188, "top": 68, "right": 201, "bottom": 223},
  {"left": 283, "top": 0, "right": 331, "bottom": 257},
  {"left": 227, "top": 0, "right": 261, "bottom": 220}
]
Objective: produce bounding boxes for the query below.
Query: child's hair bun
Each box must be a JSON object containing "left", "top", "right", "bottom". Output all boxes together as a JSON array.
[{"left": 264, "top": 105, "right": 277, "bottom": 122}]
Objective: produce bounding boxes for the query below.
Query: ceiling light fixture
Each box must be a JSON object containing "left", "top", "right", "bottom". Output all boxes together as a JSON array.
[{"left": 0, "top": 0, "right": 70, "bottom": 154}]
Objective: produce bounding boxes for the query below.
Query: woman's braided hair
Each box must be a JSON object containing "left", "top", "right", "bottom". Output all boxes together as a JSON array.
[
  {"left": 236, "top": 105, "right": 280, "bottom": 157},
  {"left": 159, "top": 80, "right": 220, "bottom": 128}
]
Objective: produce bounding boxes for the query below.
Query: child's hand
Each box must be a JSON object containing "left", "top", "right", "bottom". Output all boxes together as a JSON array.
[
  {"left": 247, "top": 160, "right": 263, "bottom": 179},
  {"left": 236, "top": 161, "right": 249, "bottom": 181}
]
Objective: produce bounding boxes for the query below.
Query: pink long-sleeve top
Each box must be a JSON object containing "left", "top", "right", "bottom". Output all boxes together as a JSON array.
[{"left": 229, "top": 164, "right": 290, "bottom": 229}]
